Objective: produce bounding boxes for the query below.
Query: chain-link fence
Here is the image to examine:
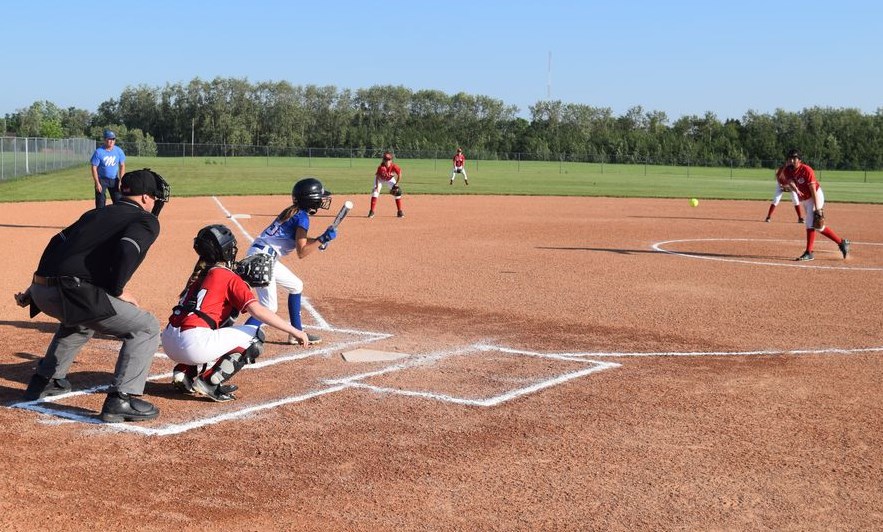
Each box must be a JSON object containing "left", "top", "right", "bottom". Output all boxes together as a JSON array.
[
  {"left": 0, "top": 137, "right": 96, "bottom": 181},
  {"left": 146, "top": 142, "right": 823, "bottom": 172}
]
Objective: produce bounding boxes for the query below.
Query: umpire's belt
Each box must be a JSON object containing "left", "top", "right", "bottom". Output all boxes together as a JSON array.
[
  {"left": 32, "top": 274, "right": 59, "bottom": 286},
  {"left": 250, "top": 243, "right": 278, "bottom": 258}
]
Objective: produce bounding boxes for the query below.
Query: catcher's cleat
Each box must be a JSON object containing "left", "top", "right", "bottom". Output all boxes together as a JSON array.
[
  {"left": 100, "top": 392, "right": 159, "bottom": 423},
  {"left": 795, "top": 251, "right": 814, "bottom": 262},
  {"left": 218, "top": 383, "right": 239, "bottom": 394},
  {"left": 764, "top": 217, "right": 771, "bottom": 223},
  {"left": 171, "top": 364, "right": 197, "bottom": 394},
  {"left": 288, "top": 333, "right": 322, "bottom": 345},
  {"left": 839, "top": 239, "right": 850, "bottom": 259},
  {"left": 798, "top": 218, "right": 805, "bottom": 223},
  {"left": 23, "top": 374, "right": 72, "bottom": 401},
  {"left": 367, "top": 210, "right": 375, "bottom": 219},
  {"left": 192, "top": 377, "right": 236, "bottom": 402},
  {"left": 397, "top": 210, "right": 404, "bottom": 218}
]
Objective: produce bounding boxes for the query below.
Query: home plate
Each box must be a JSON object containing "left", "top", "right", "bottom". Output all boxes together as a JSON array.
[{"left": 341, "top": 349, "right": 410, "bottom": 363}]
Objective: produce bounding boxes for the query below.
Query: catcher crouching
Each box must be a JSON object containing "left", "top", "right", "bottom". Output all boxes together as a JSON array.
[{"left": 160, "top": 224, "right": 312, "bottom": 402}]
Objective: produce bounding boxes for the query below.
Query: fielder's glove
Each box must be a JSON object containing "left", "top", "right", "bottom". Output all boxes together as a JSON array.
[
  {"left": 812, "top": 209, "right": 825, "bottom": 230},
  {"left": 317, "top": 226, "right": 337, "bottom": 246},
  {"left": 390, "top": 185, "right": 403, "bottom": 198},
  {"left": 234, "top": 253, "right": 274, "bottom": 287}
]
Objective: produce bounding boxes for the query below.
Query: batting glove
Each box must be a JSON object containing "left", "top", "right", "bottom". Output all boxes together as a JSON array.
[{"left": 317, "top": 226, "right": 337, "bottom": 245}]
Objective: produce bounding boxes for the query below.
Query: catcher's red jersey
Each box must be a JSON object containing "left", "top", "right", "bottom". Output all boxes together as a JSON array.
[
  {"left": 168, "top": 266, "right": 256, "bottom": 330},
  {"left": 375, "top": 163, "right": 401, "bottom": 181},
  {"left": 782, "top": 164, "right": 818, "bottom": 200}
]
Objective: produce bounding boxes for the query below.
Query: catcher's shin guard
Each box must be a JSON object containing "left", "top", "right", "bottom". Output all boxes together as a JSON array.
[{"left": 205, "top": 329, "right": 265, "bottom": 386}]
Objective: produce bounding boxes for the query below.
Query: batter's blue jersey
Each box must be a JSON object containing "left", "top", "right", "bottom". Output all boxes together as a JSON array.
[{"left": 252, "top": 209, "right": 310, "bottom": 256}]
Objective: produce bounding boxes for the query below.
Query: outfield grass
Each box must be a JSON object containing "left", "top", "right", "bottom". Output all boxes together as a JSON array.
[{"left": 2, "top": 156, "right": 882, "bottom": 203}]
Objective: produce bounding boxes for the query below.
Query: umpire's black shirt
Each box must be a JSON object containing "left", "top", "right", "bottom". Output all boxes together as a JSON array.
[{"left": 35, "top": 198, "right": 160, "bottom": 296}]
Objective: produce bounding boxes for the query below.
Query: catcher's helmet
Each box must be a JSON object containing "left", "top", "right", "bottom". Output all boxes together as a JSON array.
[
  {"left": 292, "top": 177, "right": 332, "bottom": 214},
  {"left": 194, "top": 224, "right": 238, "bottom": 264}
]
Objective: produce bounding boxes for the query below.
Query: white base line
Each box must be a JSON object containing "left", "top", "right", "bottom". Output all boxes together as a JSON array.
[{"left": 343, "top": 361, "right": 620, "bottom": 407}]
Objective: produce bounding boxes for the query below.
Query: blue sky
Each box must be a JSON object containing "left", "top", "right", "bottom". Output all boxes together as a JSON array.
[{"left": 4, "top": 0, "right": 880, "bottom": 122}]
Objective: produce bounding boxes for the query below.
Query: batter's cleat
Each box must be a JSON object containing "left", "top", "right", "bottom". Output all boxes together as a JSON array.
[
  {"left": 764, "top": 217, "right": 771, "bottom": 223},
  {"left": 22, "top": 374, "right": 72, "bottom": 401},
  {"left": 191, "top": 377, "right": 236, "bottom": 402},
  {"left": 839, "top": 238, "right": 850, "bottom": 259},
  {"left": 288, "top": 332, "right": 322, "bottom": 345},
  {"left": 397, "top": 210, "right": 405, "bottom": 218},
  {"left": 100, "top": 392, "right": 160, "bottom": 423},
  {"left": 798, "top": 218, "right": 805, "bottom": 223},
  {"left": 367, "top": 210, "right": 375, "bottom": 219},
  {"left": 795, "top": 251, "right": 814, "bottom": 262}
]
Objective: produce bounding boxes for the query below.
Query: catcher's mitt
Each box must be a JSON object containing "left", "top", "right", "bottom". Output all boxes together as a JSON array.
[
  {"left": 390, "top": 185, "right": 403, "bottom": 198},
  {"left": 234, "top": 253, "right": 274, "bottom": 287},
  {"left": 812, "top": 209, "right": 825, "bottom": 230}
]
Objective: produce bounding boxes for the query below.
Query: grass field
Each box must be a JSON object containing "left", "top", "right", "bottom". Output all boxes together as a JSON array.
[{"left": 2, "top": 156, "right": 882, "bottom": 203}]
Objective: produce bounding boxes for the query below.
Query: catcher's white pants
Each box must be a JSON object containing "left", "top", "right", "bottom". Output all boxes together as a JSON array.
[
  {"left": 246, "top": 245, "right": 303, "bottom": 313},
  {"left": 771, "top": 182, "right": 800, "bottom": 206},
  {"left": 161, "top": 324, "right": 259, "bottom": 365},
  {"left": 800, "top": 187, "right": 826, "bottom": 230}
]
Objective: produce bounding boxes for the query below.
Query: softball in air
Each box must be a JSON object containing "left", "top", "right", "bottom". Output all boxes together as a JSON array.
[{"left": 690, "top": 198, "right": 699, "bottom": 207}]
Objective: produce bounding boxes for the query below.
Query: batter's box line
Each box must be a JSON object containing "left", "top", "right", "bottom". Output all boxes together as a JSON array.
[
  {"left": 8, "top": 329, "right": 392, "bottom": 435},
  {"left": 322, "top": 342, "right": 621, "bottom": 407}
]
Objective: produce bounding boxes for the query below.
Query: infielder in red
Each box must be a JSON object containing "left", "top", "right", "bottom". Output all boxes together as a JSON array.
[
  {"left": 780, "top": 148, "right": 850, "bottom": 262},
  {"left": 161, "top": 224, "right": 310, "bottom": 402},
  {"left": 765, "top": 165, "right": 804, "bottom": 223},
  {"left": 450, "top": 147, "right": 469, "bottom": 186},
  {"left": 368, "top": 151, "right": 404, "bottom": 218}
]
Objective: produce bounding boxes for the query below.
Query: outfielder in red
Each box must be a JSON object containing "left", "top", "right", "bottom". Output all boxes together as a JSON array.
[
  {"left": 450, "top": 147, "right": 469, "bottom": 186},
  {"left": 780, "top": 148, "right": 850, "bottom": 262},
  {"left": 368, "top": 151, "right": 404, "bottom": 218}
]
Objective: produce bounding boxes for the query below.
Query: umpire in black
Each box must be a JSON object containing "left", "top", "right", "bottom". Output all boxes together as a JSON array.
[{"left": 21, "top": 168, "right": 170, "bottom": 423}]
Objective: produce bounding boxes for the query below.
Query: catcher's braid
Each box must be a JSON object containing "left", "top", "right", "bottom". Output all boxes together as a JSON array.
[{"left": 812, "top": 208, "right": 825, "bottom": 230}]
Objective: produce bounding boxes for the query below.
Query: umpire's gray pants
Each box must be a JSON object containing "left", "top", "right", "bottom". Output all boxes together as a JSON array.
[{"left": 29, "top": 283, "right": 160, "bottom": 395}]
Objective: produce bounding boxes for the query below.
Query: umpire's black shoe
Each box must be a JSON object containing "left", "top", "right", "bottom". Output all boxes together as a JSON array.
[
  {"left": 22, "top": 374, "right": 72, "bottom": 401},
  {"left": 100, "top": 392, "right": 159, "bottom": 423}
]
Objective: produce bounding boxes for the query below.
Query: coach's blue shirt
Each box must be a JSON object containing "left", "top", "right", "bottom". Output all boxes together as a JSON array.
[{"left": 90, "top": 145, "right": 126, "bottom": 180}]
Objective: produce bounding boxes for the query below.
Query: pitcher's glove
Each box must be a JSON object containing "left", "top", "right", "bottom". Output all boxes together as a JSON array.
[
  {"left": 812, "top": 209, "right": 825, "bottom": 230},
  {"left": 390, "top": 185, "right": 403, "bottom": 198},
  {"left": 234, "top": 253, "right": 274, "bottom": 287}
]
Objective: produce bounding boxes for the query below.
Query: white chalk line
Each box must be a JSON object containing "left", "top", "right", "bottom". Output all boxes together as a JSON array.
[
  {"left": 323, "top": 342, "right": 621, "bottom": 407},
  {"left": 653, "top": 238, "right": 883, "bottom": 271}
]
